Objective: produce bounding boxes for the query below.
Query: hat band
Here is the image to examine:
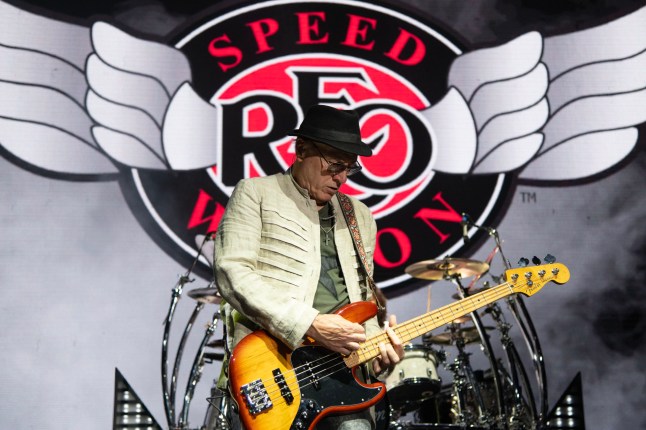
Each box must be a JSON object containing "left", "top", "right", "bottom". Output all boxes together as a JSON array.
[{"left": 303, "top": 127, "right": 360, "bottom": 144}]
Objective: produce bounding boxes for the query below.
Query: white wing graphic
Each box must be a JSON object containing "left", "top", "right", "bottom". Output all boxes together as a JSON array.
[
  {"left": 426, "top": 5, "right": 646, "bottom": 181},
  {"left": 1, "top": 1, "right": 645, "bottom": 183},
  {"left": 0, "top": 1, "right": 219, "bottom": 176},
  {"left": 0, "top": 2, "right": 114, "bottom": 175}
]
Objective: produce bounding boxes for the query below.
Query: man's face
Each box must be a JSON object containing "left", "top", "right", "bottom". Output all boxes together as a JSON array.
[{"left": 294, "top": 140, "right": 358, "bottom": 207}]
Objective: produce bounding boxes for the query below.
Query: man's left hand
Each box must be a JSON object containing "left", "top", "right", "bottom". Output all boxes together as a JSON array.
[{"left": 372, "top": 314, "right": 404, "bottom": 376}]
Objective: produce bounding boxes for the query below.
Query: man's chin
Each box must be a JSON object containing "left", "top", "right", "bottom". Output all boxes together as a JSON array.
[{"left": 315, "top": 195, "right": 334, "bottom": 207}]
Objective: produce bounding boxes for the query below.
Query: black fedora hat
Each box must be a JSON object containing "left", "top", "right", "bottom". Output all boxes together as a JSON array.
[{"left": 289, "top": 105, "right": 373, "bottom": 156}]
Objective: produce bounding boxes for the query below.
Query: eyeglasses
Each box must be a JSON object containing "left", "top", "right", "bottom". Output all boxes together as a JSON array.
[{"left": 312, "top": 144, "right": 362, "bottom": 176}]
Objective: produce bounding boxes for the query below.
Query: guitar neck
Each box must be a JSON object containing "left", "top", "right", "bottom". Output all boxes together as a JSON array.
[{"left": 344, "top": 281, "right": 513, "bottom": 367}]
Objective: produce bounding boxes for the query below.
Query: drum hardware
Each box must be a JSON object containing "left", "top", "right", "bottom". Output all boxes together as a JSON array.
[
  {"left": 486, "top": 301, "right": 538, "bottom": 425},
  {"left": 387, "top": 220, "right": 554, "bottom": 430},
  {"left": 504, "top": 292, "right": 548, "bottom": 425},
  {"left": 446, "top": 268, "right": 507, "bottom": 426},
  {"left": 448, "top": 324, "right": 493, "bottom": 427},
  {"left": 449, "top": 316, "right": 471, "bottom": 325},
  {"left": 206, "top": 339, "right": 225, "bottom": 348},
  {"left": 454, "top": 214, "right": 552, "bottom": 427},
  {"left": 405, "top": 253, "right": 504, "bottom": 424},
  {"left": 188, "top": 287, "right": 223, "bottom": 305},
  {"left": 179, "top": 309, "right": 222, "bottom": 428},
  {"left": 162, "top": 274, "right": 196, "bottom": 428},
  {"left": 203, "top": 352, "right": 225, "bottom": 362},
  {"left": 203, "top": 386, "right": 232, "bottom": 430},
  {"left": 424, "top": 326, "right": 495, "bottom": 346},
  {"left": 162, "top": 233, "right": 224, "bottom": 430},
  {"left": 405, "top": 258, "right": 489, "bottom": 281},
  {"left": 500, "top": 254, "right": 557, "bottom": 425}
]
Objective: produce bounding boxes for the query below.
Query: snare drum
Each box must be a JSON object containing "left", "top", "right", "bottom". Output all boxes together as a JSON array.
[{"left": 385, "top": 344, "right": 441, "bottom": 412}]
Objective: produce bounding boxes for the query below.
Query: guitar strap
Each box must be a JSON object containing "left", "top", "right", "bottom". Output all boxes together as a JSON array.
[{"left": 337, "top": 193, "right": 386, "bottom": 315}]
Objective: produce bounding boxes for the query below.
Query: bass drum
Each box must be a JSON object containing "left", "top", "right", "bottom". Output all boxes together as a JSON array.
[
  {"left": 385, "top": 344, "right": 441, "bottom": 413},
  {"left": 415, "top": 384, "right": 454, "bottom": 425}
]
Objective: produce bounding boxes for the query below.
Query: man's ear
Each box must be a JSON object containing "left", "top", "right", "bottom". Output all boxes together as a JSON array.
[{"left": 294, "top": 139, "right": 306, "bottom": 159}]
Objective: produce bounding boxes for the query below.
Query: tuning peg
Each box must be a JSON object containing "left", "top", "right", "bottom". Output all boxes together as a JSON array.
[
  {"left": 544, "top": 254, "right": 556, "bottom": 263},
  {"left": 517, "top": 257, "right": 529, "bottom": 267},
  {"left": 532, "top": 256, "right": 541, "bottom": 265}
]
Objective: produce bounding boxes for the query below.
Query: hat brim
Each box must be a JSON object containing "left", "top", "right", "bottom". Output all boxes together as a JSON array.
[{"left": 289, "top": 130, "right": 373, "bottom": 156}]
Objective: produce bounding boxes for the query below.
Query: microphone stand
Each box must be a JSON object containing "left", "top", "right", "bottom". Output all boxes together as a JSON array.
[{"left": 463, "top": 215, "right": 549, "bottom": 427}]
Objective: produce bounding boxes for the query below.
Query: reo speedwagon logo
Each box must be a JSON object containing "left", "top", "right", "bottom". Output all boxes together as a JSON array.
[
  {"left": 124, "top": 0, "right": 510, "bottom": 289},
  {"left": 3, "top": 1, "right": 642, "bottom": 291}
]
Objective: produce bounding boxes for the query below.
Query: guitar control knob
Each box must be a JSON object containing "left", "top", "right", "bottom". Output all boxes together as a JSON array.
[
  {"left": 295, "top": 420, "right": 304, "bottom": 429},
  {"left": 301, "top": 411, "right": 309, "bottom": 419},
  {"left": 307, "top": 400, "right": 315, "bottom": 409}
]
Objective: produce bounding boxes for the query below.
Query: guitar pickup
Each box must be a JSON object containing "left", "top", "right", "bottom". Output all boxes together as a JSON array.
[
  {"left": 273, "top": 368, "right": 294, "bottom": 404},
  {"left": 240, "top": 379, "right": 272, "bottom": 415}
]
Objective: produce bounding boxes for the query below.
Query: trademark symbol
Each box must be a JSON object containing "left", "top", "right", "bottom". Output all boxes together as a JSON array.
[{"left": 520, "top": 191, "right": 537, "bottom": 203}]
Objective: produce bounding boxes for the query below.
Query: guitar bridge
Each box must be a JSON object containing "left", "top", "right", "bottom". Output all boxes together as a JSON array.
[{"left": 240, "top": 379, "right": 272, "bottom": 415}]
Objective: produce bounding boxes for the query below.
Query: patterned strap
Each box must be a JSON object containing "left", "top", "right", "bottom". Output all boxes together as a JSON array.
[{"left": 337, "top": 193, "right": 385, "bottom": 313}]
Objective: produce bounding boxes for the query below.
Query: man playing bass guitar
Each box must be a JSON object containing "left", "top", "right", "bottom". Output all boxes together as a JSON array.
[{"left": 214, "top": 105, "right": 405, "bottom": 430}]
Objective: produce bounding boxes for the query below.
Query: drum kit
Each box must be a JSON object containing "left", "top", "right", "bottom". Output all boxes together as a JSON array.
[
  {"left": 159, "top": 227, "right": 551, "bottom": 430},
  {"left": 382, "top": 257, "right": 538, "bottom": 430}
]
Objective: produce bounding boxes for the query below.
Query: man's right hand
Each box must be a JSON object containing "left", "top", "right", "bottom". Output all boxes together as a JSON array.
[{"left": 305, "top": 313, "right": 366, "bottom": 355}]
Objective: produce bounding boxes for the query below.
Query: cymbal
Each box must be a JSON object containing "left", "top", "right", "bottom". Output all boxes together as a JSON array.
[
  {"left": 187, "top": 287, "right": 222, "bottom": 304},
  {"left": 405, "top": 258, "right": 489, "bottom": 281},
  {"left": 424, "top": 326, "right": 494, "bottom": 345},
  {"left": 451, "top": 316, "right": 472, "bottom": 324}
]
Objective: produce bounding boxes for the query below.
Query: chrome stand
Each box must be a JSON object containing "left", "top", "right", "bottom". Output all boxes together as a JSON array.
[
  {"left": 451, "top": 276, "right": 504, "bottom": 428},
  {"left": 462, "top": 214, "right": 550, "bottom": 428},
  {"left": 180, "top": 310, "right": 221, "bottom": 427},
  {"left": 161, "top": 233, "right": 219, "bottom": 430}
]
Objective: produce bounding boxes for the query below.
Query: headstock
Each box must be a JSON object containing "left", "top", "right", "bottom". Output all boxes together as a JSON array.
[{"left": 505, "top": 262, "right": 570, "bottom": 297}]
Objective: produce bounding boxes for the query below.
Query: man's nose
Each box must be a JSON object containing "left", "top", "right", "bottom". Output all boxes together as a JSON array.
[{"left": 332, "top": 170, "right": 348, "bottom": 184}]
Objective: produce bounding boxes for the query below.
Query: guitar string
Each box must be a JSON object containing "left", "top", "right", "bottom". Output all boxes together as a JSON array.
[
  {"left": 245, "top": 271, "right": 562, "bottom": 410},
  {"left": 251, "top": 287, "right": 514, "bottom": 408},
  {"left": 246, "top": 277, "right": 537, "bottom": 406},
  {"left": 247, "top": 276, "right": 551, "bottom": 409},
  {"left": 249, "top": 282, "right": 519, "bottom": 404}
]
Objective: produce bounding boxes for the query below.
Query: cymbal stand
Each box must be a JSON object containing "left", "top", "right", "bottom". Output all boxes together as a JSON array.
[
  {"left": 463, "top": 214, "right": 548, "bottom": 426},
  {"left": 447, "top": 323, "right": 484, "bottom": 426},
  {"left": 162, "top": 234, "right": 215, "bottom": 429},
  {"left": 179, "top": 306, "right": 222, "bottom": 428},
  {"left": 486, "top": 301, "right": 536, "bottom": 426},
  {"left": 451, "top": 274, "right": 504, "bottom": 428},
  {"left": 162, "top": 274, "right": 195, "bottom": 428}
]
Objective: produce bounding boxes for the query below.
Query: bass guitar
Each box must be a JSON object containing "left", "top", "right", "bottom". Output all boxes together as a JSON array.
[{"left": 228, "top": 262, "right": 570, "bottom": 430}]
